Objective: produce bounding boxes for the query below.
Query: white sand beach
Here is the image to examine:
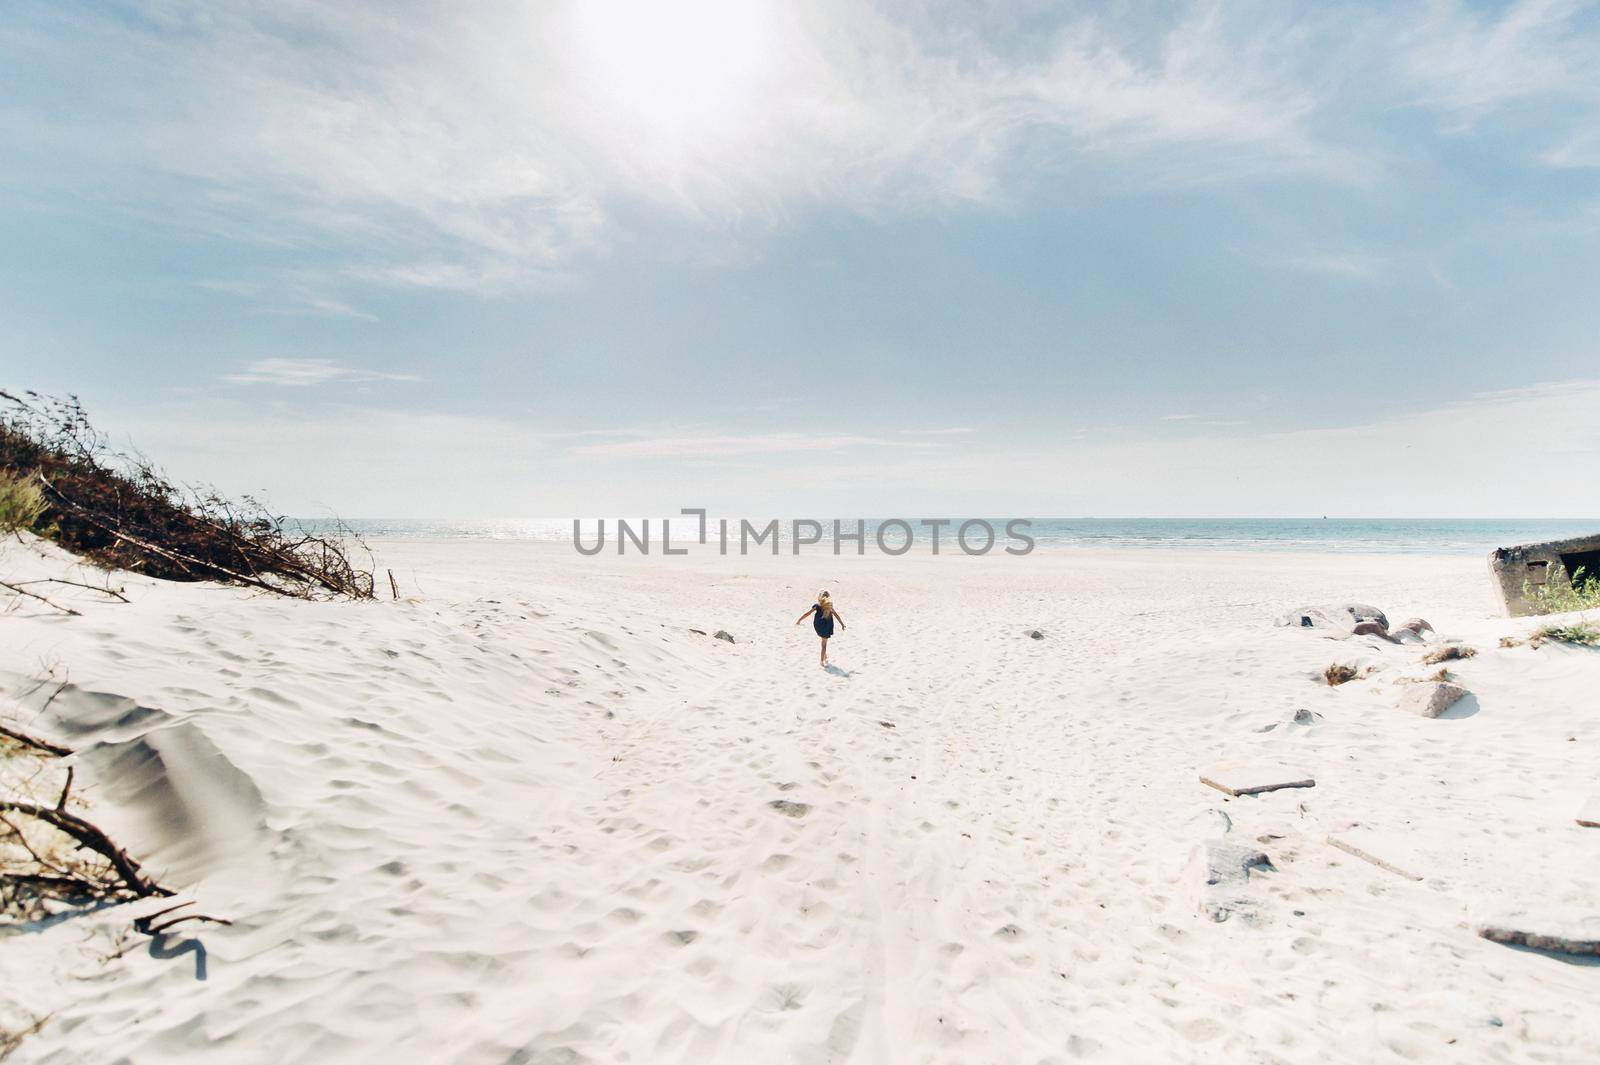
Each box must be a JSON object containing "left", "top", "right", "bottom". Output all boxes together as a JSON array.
[{"left": 2, "top": 536, "right": 1598, "bottom": 1064}]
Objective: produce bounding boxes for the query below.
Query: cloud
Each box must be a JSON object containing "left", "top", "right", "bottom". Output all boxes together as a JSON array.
[
  {"left": 570, "top": 430, "right": 934, "bottom": 458},
  {"left": 87, "top": 377, "right": 1600, "bottom": 517},
  {"left": 197, "top": 280, "right": 380, "bottom": 321},
  {"left": 1161, "top": 413, "right": 1249, "bottom": 426},
  {"left": 221, "top": 359, "right": 420, "bottom": 387},
  {"left": 1277, "top": 251, "right": 1388, "bottom": 279},
  {"left": 7, "top": 0, "right": 1595, "bottom": 322},
  {"left": 1399, "top": 0, "right": 1600, "bottom": 120},
  {"left": 1397, "top": 0, "right": 1600, "bottom": 163},
  {"left": 1, "top": 0, "right": 1365, "bottom": 306}
]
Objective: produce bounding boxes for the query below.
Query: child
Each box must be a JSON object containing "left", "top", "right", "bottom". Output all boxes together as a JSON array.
[{"left": 795, "top": 590, "right": 846, "bottom": 667}]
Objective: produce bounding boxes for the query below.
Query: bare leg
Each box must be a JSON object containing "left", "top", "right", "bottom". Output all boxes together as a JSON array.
[{"left": 819, "top": 637, "right": 828, "bottom": 666}]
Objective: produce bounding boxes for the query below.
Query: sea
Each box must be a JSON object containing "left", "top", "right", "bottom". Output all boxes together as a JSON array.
[{"left": 312, "top": 518, "right": 1600, "bottom": 557}]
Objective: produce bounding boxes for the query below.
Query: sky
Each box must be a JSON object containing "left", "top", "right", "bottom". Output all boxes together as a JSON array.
[{"left": 2, "top": 0, "right": 1598, "bottom": 518}]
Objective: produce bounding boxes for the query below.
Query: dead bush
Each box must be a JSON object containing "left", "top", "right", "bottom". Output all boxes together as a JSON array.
[
  {"left": 1323, "top": 663, "right": 1359, "bottom": 686},
  {"left": 1421, "top": 644, "right": 1476, "bottom": 666},
  {"left": 1, "top": 390, "right": 372, "bottom": 599}
]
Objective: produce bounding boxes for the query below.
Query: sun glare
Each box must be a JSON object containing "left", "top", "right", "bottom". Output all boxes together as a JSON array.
[{"left": 571, "top": 0, "right": 773, "bottom": 136}]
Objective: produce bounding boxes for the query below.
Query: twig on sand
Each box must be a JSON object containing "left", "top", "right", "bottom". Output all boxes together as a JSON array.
[
  {"left": 6, "top": 577, "right": 128, "bottom": 603},
  {"left": 0, "top": 580, "right": 79, "bottom": 616},
  {"left": 134, "top": 900, "right": 234, "bottom": 935}
]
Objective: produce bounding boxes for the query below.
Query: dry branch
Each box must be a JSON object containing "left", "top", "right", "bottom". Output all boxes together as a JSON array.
[
  {"left": 0, "top": 799, "right": 171, "bottom": 898},
  {"left": 134, "top": 900, "right": 234, "bottom": 935},
  {"left": 0, "top": 580, "right": 79, "bottom": 616},
  {"left": 0, "top": 723, "right": 72, "bottom": 758},
  {"left": 6, "top": 577, "right": 128, "bottom": 603}
]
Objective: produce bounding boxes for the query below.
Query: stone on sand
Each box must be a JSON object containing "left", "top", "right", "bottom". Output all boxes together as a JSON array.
[
  {"left": 1276, "top": 603, "right": 1388, "bottom": 634},
  {"left": 1188, "top": 842, "right": 1273, "bottom": 922},
  {"left": 1026, "top": 629, "right": 1045, "bottom": 640},
  {"left": 1474, "top": 905, "right": 1600, "bottom": 956},
  {"left": 713, "top": 630, "right": 735, "bottom": 643},
  {"left": 1577, "top": 796, "right": 1600, "bottom": 829},
  {"left": 1398, "top": 681, "right": 1468, "bottom": 718},
  {"left": 1200, "top": 763, "right": 1316, "bottom": 797}
]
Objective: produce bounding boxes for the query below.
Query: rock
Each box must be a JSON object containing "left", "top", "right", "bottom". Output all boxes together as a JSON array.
[
  {"left": 713, "top": 630, "right": 735, "bottom": 643},
  {"left": 767, "top": 799, "right": 810, "bottom": 818},
  {"left": 1188, "top": 842, "right": 1273, "bottom": 922},
  {"left": 1200, "top": 763, "right": 1316, "bottom": 797},
  {"left": 688, "top": 628, "right": 707, "bottom": 636},
  {"left": 1577, "top": 796, "right": 1600, "bottom": 828},
  {"left": 1350, "top": 621, "right": 1396, "bottom": 642},
  {"left": 1474, "top": 905, "right": 1600, "bottom": 956},
  {"left": 1397, "top": 617, "right": 1435, "bottom": 636},
  {"left": 1276, "top": 603, "right": 1389, "bottom": 633},
  {"left": 1026, "top": 629, "right": 1045, "bottom": 640},
  {"left": 1398, "top": 681, "right": 1467, "bottom": 718},
  {"left": 1264, "top": 708, "right": 1322, "bottom": 731}
]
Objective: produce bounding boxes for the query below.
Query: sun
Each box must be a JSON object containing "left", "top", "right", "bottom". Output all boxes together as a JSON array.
[{"left": 570, "top": 0, "right": 775, "bottom": 137}]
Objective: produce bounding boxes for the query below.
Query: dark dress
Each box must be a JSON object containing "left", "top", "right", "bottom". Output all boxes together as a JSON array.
[{"left": 812, "top": 604, "right": 835, "bottom": 638}]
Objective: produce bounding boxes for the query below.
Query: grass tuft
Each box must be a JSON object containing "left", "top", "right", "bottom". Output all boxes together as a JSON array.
[
  {"left": 1522, "top": 565, "right": 1600, "bottom": 615},
  {"left": 0, "top": 470, "right": 48, "bottom": 534},
  {"left": 1530, "top": 621, "right": 1600, "bottom": 647}
]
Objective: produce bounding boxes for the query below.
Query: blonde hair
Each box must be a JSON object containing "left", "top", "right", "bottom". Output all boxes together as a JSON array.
[{"left": 817, "top": 590, "right": 834, "bottom": 617}]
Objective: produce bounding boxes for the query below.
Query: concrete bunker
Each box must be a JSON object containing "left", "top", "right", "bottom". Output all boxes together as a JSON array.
[{"left": 1487, "top": 533, "right": 1600, "bottom": 616}]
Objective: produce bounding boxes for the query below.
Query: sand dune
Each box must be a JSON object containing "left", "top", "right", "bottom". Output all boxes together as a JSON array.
[{"left": 2, "top": 535, "right": 1597, "bottom": 1063}]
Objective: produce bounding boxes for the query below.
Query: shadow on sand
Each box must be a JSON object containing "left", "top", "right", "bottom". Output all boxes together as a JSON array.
[{"left": 1437, "top": 693, "right": 1481, "bottom": 720}]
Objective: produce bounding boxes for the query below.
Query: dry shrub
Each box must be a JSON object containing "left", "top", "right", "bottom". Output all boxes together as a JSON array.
[
  {"left": 1323, "top": 663, "right": 1359, "bottom": 686},
  {"left": 1421, "top": 644, "right": 1476, "bottom": 666},
  {"left": 0, "top": 391, "right": 372, "bottom": 599}
]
